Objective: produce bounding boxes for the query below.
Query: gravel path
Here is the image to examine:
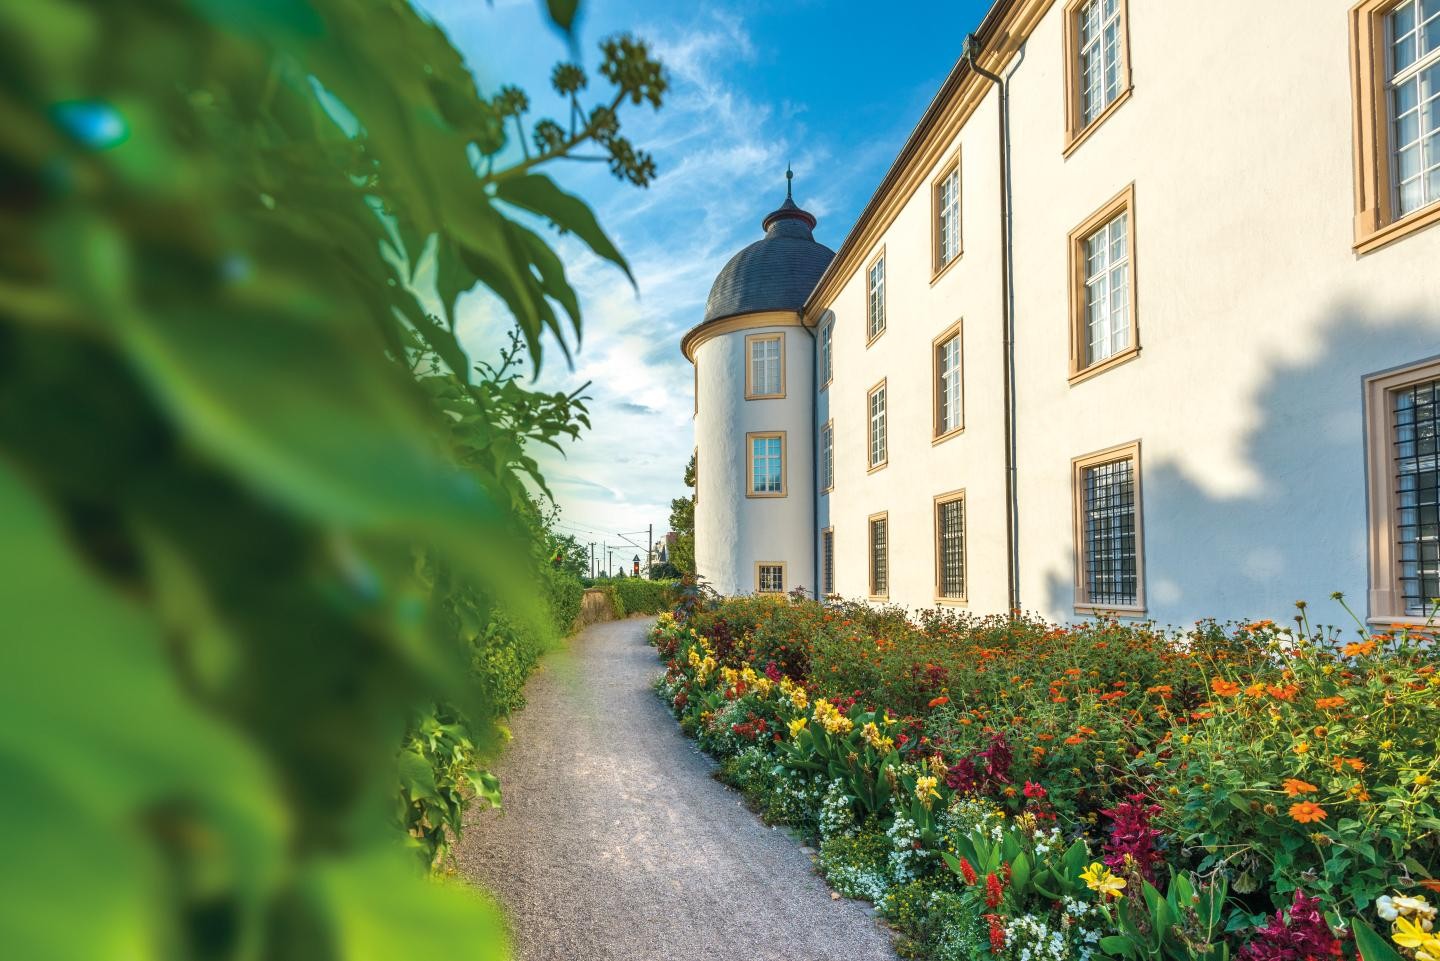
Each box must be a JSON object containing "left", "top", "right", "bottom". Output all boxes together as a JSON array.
[{"left": 457, "top": 616, "right": 899, "bottom": 961}]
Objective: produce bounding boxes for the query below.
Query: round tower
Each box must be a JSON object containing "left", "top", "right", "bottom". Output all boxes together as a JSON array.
[{"left": 682, "top": 171, "right": 834, "bottom": 596}]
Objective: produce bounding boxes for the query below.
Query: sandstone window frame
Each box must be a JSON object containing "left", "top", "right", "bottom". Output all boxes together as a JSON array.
[
  {"left": 1068, "top": 184, "right": 1140, "bottom": 385},
  {"left": 868, "top": 511, "right": 890, "bottom": 600},
  {"left": 745, "top": 430, "right": 787, "bottom": 499},
  {"left": 1350, "top": 0, "right": 1440, "bottom": 253},
  {"left": 933, "top": 489, "right": 968, "bottom": 604},
  {"left": 932, "top": 319, "right": 965, "bottom": 443},
  {"left": 866, "top": 249, "right": 887, "bottom": 346},
  {"left": 755, "top": 562, "right": 786, "bottom": 594},
  {"left": 932, "top": 153, "right": 963, "bottom": 279},
  {"left": 867, "top": 378, "right": 889, "bottom": 472},
  {"left": 1071, "top": 440, "right": 1146, "bottom": 616},
  {"left": 1364, "top": 355, "right": 1440, "bottom": 624},
  {"left": 744, "top": 331, "right": 785, "bottom": 400},
  {"left": 1062, "top": 0, "right": 1133, "bottom": 156}
]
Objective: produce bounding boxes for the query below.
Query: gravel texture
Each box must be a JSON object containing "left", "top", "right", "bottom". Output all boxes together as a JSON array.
[{"left": 456, "top": 616, "right": 900, "bottom": 961}]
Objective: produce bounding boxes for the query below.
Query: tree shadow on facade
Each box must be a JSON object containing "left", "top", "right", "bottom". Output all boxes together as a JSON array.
[{"left": 1040, "top": 306, "right": 1440, "bottom": 628}]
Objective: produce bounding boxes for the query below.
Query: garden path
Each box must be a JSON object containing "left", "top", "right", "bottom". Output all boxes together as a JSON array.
[{"left": 457, "top": 616, "right": 900, "bottom": 961}]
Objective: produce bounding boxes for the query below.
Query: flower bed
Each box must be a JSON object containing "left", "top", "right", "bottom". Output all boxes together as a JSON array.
[{"left": 649, "top": 596, "right": 1440, "bottom": 961}]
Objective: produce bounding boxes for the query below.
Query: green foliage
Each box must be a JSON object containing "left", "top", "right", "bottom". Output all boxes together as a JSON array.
[
  {"left": 603, "top": 576, "right": 679, "bottom": 615},
  {"left": 819, "top": 828, "right": 894, "bottom": 901},
  {"left": 669, "top": 452, "right": 696, "bottom": 574},
  {"left": 0, "top": 0, "right": 665, "bottom": 957},
  {"left": 1100, "top": 873, "right": 1230, "bottom": 961}
]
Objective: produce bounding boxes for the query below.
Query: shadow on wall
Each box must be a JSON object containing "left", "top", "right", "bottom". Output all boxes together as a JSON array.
[{"left": 1040, "top": 305, "right": 1440, "bottom": 629}]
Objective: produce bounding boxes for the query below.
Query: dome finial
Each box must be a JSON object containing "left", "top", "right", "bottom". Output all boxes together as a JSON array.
[{"left": 785, "top": 162, "right": 793, "bottom": 201}]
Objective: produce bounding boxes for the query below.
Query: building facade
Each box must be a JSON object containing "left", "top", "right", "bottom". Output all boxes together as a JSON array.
[{"left": 685, "top": 0, "right": 1440, "bottom": 628}]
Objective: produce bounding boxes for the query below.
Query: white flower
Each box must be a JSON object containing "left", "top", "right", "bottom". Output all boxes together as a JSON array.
[{"left": 1378, "top": 895, "right": 1399, "bottom": 921}]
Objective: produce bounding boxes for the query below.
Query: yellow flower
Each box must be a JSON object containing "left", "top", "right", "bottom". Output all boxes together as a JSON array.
[
  {"left": 1416, "top": 774, "right": 1435, "bottom": 788},
  {"left": 1394, "top": 916, "right": 1440, "bottom": 961},
  {"left": 1293, "top": 741, "right": 1310, "bottom": 755},
  {"left": 915, "top": 775, "right": 940, "bottom": 807},
  {"left": 1080, "top": 862, "right": 1126, "bottom": 899},
  {"left": 861, "top": 721, "right": 895, "bottom": 753},
  {"left": 790, "top": 688, "right": 808, "bottom": 710},
  {"left": 789, "top": 717, "right": 808, "bottom": 738}
]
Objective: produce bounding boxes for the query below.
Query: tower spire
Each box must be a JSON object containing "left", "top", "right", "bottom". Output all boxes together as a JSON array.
[{"left": 786, "top": 162, "right": 793, "bottom": 201}]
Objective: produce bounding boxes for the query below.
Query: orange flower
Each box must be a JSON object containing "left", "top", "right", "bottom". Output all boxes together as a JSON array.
[
  {"left": 1288, "top": 801, "right": 1327, "bottom": 824},
  {"left": 1037, "top": 733, "right": 1055, "bottom": 741},
  {"left": 1420, "top": 880, "right": 1440, "bottom": 893},
  {"left": 1329, "top": 756, "right": 1366, "bottom": 773},
  {"left": 928, "top": 695, "right": 950, "bottom": 708},
  {"left": 1266, "top": 684, "right": 1300, "bottom": 702},
  {"left": 1146, "top": 685, "right": 1173, "bottom": 696},
  {"left": 1210, "top": 678, "right": 1242, "bottom": 697},
  {"left": 1100, "top": 691, "right": 1126, "bottom": 702},
  {"left": 1064, "top": 735, "right": 1085, "bottom": 745},
  {"left": 1282, "top": 778, "right": 1318, "bottom": 796},
  {"left": 1245, "top": 682, "right": 1268, "bottom": 698},
  {"left": 1342, "top": 640, "right": 1377, "bottom": 657},
  {"left": 1244, "top": 619, "right": 1276, "bottom": 632},
  {"left": 1077, "top": 725, "right": 1097, "bottom": 736},
  {"left": 1065, "top": 668, "right": 1083, "bottom": 676},
  {"left": 1314, "top": 697, "right": 1345, "bottom": 709}
]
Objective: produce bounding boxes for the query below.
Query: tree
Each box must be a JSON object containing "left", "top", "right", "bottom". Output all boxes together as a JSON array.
[
  {"left": 669, "top": 452, "right": 697, "bottom": 575},
  {"left": 0, "top": 1, "right": 664, "bottom": 958}
]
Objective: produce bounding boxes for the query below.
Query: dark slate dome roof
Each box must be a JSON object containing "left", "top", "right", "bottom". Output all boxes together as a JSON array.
[{"left": 702, "top": 182, "right": 835, "bottom": 324}]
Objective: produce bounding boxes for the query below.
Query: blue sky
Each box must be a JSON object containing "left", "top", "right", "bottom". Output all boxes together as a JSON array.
[{"left": 425, "top": 0, "right": 990, "bottom": 556}]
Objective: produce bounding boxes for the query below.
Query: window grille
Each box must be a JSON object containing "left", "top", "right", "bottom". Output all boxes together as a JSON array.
[
  {"left": 758, "top": 564, "right": 784, "bottom": 594},
  {"left": 937, "top": 334, "right": 962, "bottom": 435},
  {"left": 822, "top": 530, "right": 835, "bottom": 595},
  {"left": 869, "top": 385, "right": 887, "bottom": 468},
  {"left": 1083, "top": 212, "right": 1129, "bottom": 367},
  {"left": 867, "top": 257, "right": 886, "bottom": 339},
  {"left": 750, "top": 435, "right": 783, "bottom": 494},
  {"left": 937, "top": 497, "right": 965, "bottom": 599},
  {"left": 1078, "top": 0, "right": 1124, "bottom": 126},
  {"left": 869, "top": 516, "right": 888, "bottom": 596},
  {"left": 749, "top": 336, "right": 781, "bottom": 395},
  {"left": 937, "top": 169, "right": 960, "bottom": 267},
  {"left": 1394, "top": 376, "right": 1440, "bottom": 614},
  {"left": 1081, "top": 457, "right": 1137, "bottom": 606},
  {"left": 1387, "top": 0, "right": 1440, "bottom": 217}
]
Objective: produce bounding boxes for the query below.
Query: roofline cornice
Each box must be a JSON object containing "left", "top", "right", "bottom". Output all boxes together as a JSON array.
[
  {"left": 801, "top": 0, "right": 1055, "bottom": 322},
  {"left": 680, "top": 310, "right": 804, "bottom": 363}
]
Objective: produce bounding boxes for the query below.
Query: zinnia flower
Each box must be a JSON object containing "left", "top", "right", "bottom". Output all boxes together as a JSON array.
[
  {"left": 1314, "top": 697, "right": 1345, "bottom": 709},
  {"left": 928, "top": 695, "right": 950, "bottom": 708},
  {"left": 1287, "top": 801, "right": 1327, "bottom": 824},
  {"left": 1282, "top": 778, "right": 1318, "bottom": 796},
  {"left": 1210, "top": 678, "right": 1242, "bottom": 697}
]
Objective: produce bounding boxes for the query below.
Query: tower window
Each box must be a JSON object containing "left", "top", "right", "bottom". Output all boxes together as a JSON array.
[
  {"left": 745, "top": 332, "right": 785, "bottom": 399},
  {"left": 756, "top": 563, "right": 785, "bottom": 594},
  {"left": 746, "top": 431, "right": 787, "bottom": 498}
]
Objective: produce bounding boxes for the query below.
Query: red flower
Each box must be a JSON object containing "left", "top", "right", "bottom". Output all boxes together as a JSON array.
[
  {"left": 1023, "top": 780, "right": 1047, "bottom": 800},
  {"left": 985, "top": 871, "right": 1004, "bottom": 908},
  {"left": 958, "top": 857, "right": 978, "bottom": 886},
  {"left": 928, "top": 695, "right": 950, "bottom": 708},
  {"left": 984, "top": 914, "right": 1007, "bottom": 954}
]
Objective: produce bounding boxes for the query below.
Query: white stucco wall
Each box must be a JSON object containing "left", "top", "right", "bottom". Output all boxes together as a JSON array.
[
  {"left": 693, "top": 314, "right": 816, "bottom": 595},
  {"left": 809, "top": 0, "right": 1440, "bottom": 625}
]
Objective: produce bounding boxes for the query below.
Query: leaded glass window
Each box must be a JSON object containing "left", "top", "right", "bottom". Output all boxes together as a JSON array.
[
  {"left": 937, "top": 333, "right": 963, "bottom": 435},
  {"left": 820, "top": 321, "right": 833, "bottom": 385},
  {"left": 937, "top": 168, "right": 961, "bottom": 268},
  {"left": 821, "top": 421, "right": 834, "bottom": 491},
  {"left": 1083, "top": 212, "right": 1130, "bottom": 367},
  {"left": 867, "top": 256, "right": 886, "bottom": 340},
  {"left": 748, "top": 335, "right": 782, "bottom": 396},
  {"left": 869, "top": 384, "right": 887, "bottom": 468},
  {"left": 758, "top": 564, "right": 784, "bottom": 594},
  {"left": 749, "top": 434, "right": 783, "bottom": 495},
  {"left": 1078, "top": 0, "right": 1124, "bottom": 126},
  {"left": 1388, "top": 0, "right": 1440, "bottom": 217},
  {"left": 1394, "top": 376, "right": 1440, "bottom": 614}
]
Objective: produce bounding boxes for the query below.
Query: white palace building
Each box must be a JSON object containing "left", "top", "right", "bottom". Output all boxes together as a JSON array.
[{"left": 683, "top": 0, "right": 1440, "bottom": 627}]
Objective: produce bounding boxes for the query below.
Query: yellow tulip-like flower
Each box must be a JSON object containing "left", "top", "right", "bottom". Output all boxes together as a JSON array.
[
  {"left": 915, "top": 775, "right": 940, "bottom": 808},
  {"left": 789, "top": 717, "right": 808, "bottom": 739},
  {"left": 687, "top": 648, "right": 702, "bottom": 668},
  {"left": 861, "top": 721, "right": 895, "bottom": 753},
  {"left": 753, "top": 676, "right": 773, "bottom": 697},
  {"left": 1080, "top": 862, "right": 1127, "bottom": 899},
  {"left": 1393, "top": 916, "right": 1440, "bottom": 961},
  {"left": 790, "top": 687, "right": 808, "bottom": 710}
]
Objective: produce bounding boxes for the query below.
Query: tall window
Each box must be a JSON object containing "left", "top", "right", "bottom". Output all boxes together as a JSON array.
[
  {"left": 1365, "top": 360, "right": 1440, "bottom": 620},
  {"left": 935, "top": 164, "right": 961, "bottom": 270},
  {"left": 1064, "top": 0, "right": 1131, "bottom": 151},
  {"left": 1389, "top": 1, "right": 1440, "bottom": 218},
  {"left": 868, "top": 380, "right": 888, "bottom": 470},
  {"left": 1351, "top": 2, "right": 1440, "bottom": 251},
  {"left": 1069, "top": 186, "right": 1138, "bottom": 382},
  {"left": 821, "top": 420, "right": 835, "bottom": 491},
  {"left": 868, "top": 513, "right": 889, "bottom": 598},
  {"left": 934, "top": 322, "right": 964, "bottom": 439},
  {"left": 867, "top": 253, "right": 886, "bottom": 342},
  {"left": 821, "top": 528, "right": 835, "bottom": 596},
  {"left": 757, "top": 563, "right": 785, "bottom": 594},
  {"left": 935, "top": 492, "right": 966, "bottom": 601},
  {"left": 1073, "top": 443, "right": 1144, "bottom": 611},
  {"left": 820, "top": 320, "right": 833, "bottom": 386},
  {"left": 745, "top": 333, "right": 784, "bottom": 399},
  {"left": 746, "top": 431, "right": 786, "bottom": 497}
]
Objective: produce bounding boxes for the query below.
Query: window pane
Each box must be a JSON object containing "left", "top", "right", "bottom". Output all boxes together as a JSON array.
[
  {"left": 1394, "top": 379, "right": 1440, "bottom": 614},
  {"left": 870, "top": 518, "right": 888, "bottom": 595},
  {"left": 1082, "top": 458, "right": 1138, "bottom": 606},
  {"left": 938, "top": 499, "right": 965, "bottom": 599}
]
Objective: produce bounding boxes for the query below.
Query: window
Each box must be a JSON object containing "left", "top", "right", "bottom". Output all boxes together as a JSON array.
[
  {"left": 866, "top": 253, "right": 886, "bottom": 342},
  {"left": 1063, "top": 0, "right": 1132, "bottom": 153},
  {"left": 745, "top": 333, "right": 784, "bottom": 399},
  {"left": 935, "top": 491, "right": 966, "bottom": 602},
  {"left": 933, "top": 321, "right": 964, "bottom": 440},
  {"left": 867, "top": 380, "right": 888, "bottom": 470},
  {"left": 1364, "top": 357, "right": 1440, "bottom": 621},
  {"left": 868, "top": 512, "right": 889, "bottom": 598},
  {"left": 756, "top": 563, "right": 785, "bottom": 594},
  {"left": 1072, "top": 442, "right": 1144, "bottom": 612},
  {"left": 821, "top": 419, "right": 835, "bottom": 491},
  {"left": 820, "top": 320, "right": 833, "bottom": 387},
  {"left": 746, "top": 431, "right": 786, "bottom": 498},
  {"left": 934, "top": 161, "right": 962, "bottom": 272},
  {"left": 1069, "top": 185, "right": 1138, "bottom": 383},
  {"left": 1351, "top": 1, "right": 1440, "bottom": 251},
  {"left": 821, "top": 528, "right": 835, "bottom": 596}
]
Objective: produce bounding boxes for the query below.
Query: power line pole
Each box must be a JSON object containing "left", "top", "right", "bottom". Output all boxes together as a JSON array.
[
  {"left": 608, "top": 549, "right": 613, "bottom": 577},
  {"left": 647, "top": 523, "right": 653, "bottom": 578},
  {"left": 602, "top": 541, "right": 607, "bottom": 577},
  {"left": 588, "top": 542, "right": 595, "bottom": 579}
]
